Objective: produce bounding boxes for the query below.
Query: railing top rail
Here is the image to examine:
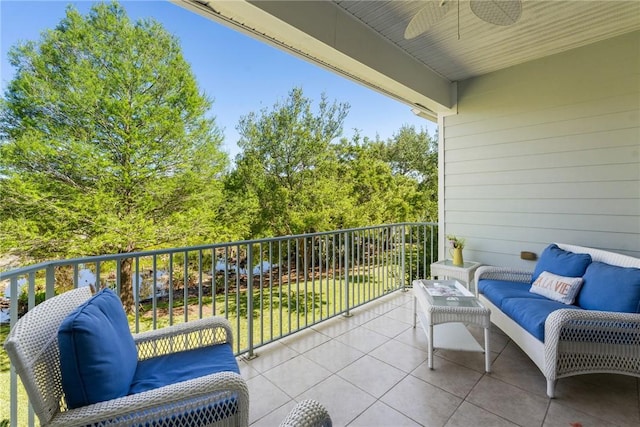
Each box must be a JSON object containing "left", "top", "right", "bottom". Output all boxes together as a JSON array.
[{"left": 0, "top": 222, "right": 437, "bottom": 280}]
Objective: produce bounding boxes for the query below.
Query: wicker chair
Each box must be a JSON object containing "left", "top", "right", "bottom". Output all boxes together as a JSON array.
[
  {"left": 4, "top": 286, "right": 249, "bottom": 427},
  {"left": 279, "top": 399, "right": 332, "bottom": 427}
]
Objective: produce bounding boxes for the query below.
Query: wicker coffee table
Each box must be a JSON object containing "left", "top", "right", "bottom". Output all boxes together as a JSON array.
[{"left": 413, "top": 279, "right": 491, "bottom": 372}]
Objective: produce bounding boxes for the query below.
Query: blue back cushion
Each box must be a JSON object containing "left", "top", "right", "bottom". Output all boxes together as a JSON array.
[
  {"left": 577, "top": 262, "right": 640, "bottom": 313},
  {"left": 531, "top": 244, "right": 592, "bottom": 284},
  {"left": 129, "top": 343, "right": 239, "bottom": 394},
  {"left": 58, "top": 289, "right": 137, "bottom": 409}
]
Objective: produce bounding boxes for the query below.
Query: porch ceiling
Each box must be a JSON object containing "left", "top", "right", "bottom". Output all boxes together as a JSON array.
[{"left": 175, "top": 0, "right": 640, "bottom": 117}]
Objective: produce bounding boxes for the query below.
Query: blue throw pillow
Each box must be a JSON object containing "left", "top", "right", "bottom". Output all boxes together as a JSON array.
[
  {"left": 58, "top": 289, "right": 137, "bottom": 409},
  {"left": 531, "top": 244, "right": 592, "bottom": 284},
  {"left": 576, "top": 262, "right": 640, "bottom": 313}
]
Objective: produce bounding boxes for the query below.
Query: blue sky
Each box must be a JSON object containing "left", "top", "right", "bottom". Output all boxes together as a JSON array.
[{"left": 0, "top": 0, "right": 436, "bottom": 159}]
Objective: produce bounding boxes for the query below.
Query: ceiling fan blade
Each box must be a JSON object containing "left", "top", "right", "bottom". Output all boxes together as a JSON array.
[
  {"left": 404, "top": 0, "right": 453, "bottom": 39},
  {"left": 470, "top": 0, "right": 522, "bottom": 26}
]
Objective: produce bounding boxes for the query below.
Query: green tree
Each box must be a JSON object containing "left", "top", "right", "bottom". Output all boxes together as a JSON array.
[
  {"left": 0, "top": 2, "right": 228, "bottom": 310},
  {"left": 383, "top": 125, "right": 438, "bottom": 221},
  {"left": 233, "top": 87, "right": 351, "bottom": 236},
  {"left": 384, "top": 125, "right": 438, "bottom": 184},
  {"left": 335, "top": 133, "right": 431, "bottom": 225}
]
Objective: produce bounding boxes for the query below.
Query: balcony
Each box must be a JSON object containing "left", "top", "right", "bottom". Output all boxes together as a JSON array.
[
  {"left": 2, "top": 223, "right": 639, "bottom": 426},
  {"left": 242, "top": 290, "right": 640, "bottom": 426}
]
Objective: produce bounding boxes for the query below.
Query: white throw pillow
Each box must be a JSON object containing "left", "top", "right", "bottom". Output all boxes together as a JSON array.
[{"left": 530, "top": 271, "right": 584, "bottom": 305}]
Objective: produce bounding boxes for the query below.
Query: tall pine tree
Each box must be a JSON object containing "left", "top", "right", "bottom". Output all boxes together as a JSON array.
[{"left": 0, "top": 2, "right": 227, "bottom": 310}]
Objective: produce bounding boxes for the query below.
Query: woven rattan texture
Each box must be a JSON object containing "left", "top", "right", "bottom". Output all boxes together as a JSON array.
[
  {"left": 279, "top": 399, "right": 332, "bottom": 427},
  {"left": 473, "top": 266, "right": 532, "bottom": 287},
  {"left": 4, "top": 286, "right": 93, "bottom": 425},
  {"left": 544, "top": 309, "right": 640, "bottom": 381},
  {"left": 135, "top": 316, "right": 233, "bottom": 360},
  {"left": 427, "top": 305, "right": 491, "bottom": 329}
]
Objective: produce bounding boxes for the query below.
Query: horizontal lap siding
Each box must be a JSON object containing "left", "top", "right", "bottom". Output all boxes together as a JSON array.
[{"left": 442, "top": 31, "right": 640, "bottom": 268}]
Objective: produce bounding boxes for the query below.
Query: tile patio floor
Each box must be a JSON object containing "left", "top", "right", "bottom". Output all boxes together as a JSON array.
[{"left": 238, "top": 290, "right": 640, "bottom": 427}]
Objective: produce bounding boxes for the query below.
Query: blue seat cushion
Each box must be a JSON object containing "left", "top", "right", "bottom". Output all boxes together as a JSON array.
[
  {"left": 58, "top": 289, "right": 138, "bottom": 409},
  {"left": 531, "top": 244, "right": 592, "bottom": 284},
  {"left": 129, "top": 343, "right": 239, "bottom": 394},
  {"left": 501, "top": 297, "right": 582, "bottom": 342},
  {"left": 479, "top": 279, "right": 546, "bottom": 309},
  {"left": 577, "top": 262, "right": 640, "bottom": 313}
]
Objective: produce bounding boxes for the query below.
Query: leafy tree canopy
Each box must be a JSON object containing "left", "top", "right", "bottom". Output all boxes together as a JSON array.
[
  {"left": 384, "top": 125, "right": 438, "bottom": 221},
  {"left": 384, "top": 124, "right": 438, "bottom": 184},
  {"left": 233, "top": 87, "right": 351, "bottom": 236},
  {"left": 231, "top": 88, "right": 438, "bottom": 238},
  {"left": 0, "top": 1, "right": 228, "bottom": 256},
  {"left": 335, "top": 127, "right": 437, "bottom": 225},
  {"left": 0, "top": 1, "right": 227, "bottom": 307}
]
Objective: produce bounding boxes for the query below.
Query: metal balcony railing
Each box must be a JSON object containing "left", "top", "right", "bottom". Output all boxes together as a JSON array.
[{"left": 0, "top": 222, "right": 437, "bottom": 427}]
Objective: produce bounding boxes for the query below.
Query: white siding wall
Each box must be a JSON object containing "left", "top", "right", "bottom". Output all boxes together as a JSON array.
[{"left": 442, "top": 31, "right": 640, "bottom": 269}]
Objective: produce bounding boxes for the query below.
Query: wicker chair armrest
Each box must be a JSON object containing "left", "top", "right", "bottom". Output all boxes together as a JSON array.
[
  {"left": 49, "top": 371, "right": 249, "bottom": 427},
  {"left": 544, "top": 308, "right": 640, "bottom": 380},
  {"left": 133, "top": 316, "right": 233, "bottom": 360},
  {"left": 279, "top": 399, "right": 332, "bottom": 427},
  {"left": 474, "top": 266, "right": 532, "bottom": 286},
  {"left": 545, "top": 308, "right": 640, "bottom": 343}
]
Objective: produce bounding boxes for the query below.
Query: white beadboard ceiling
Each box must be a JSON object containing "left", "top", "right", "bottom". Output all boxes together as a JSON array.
[
  {"left": 335, "top": 0, "right": 640, "bottom": 81},
  {"left": 177, "top": 0, "right": 640, "bottom": 114}
]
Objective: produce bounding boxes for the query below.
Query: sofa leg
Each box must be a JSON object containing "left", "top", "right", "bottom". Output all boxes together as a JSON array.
[{"left": 546, "top": 379, "right": 556, "bottom": 398}]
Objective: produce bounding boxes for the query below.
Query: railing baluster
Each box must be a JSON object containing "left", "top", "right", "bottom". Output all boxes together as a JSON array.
[
  {"left": 198, "top": 250, "right": 203, "bottom": 319},
  {"left": 268, "top": 241, "right": 273, "bottom": 340},
  {"left": 9, "top": 276, "right": 18, "bottom": 427},
  {"left": 73, "top": 264, "right": 79, "bottom": 289},
  {"left": 224, "top": 246, "right": 229, "bottom": 319},
  {"left": 235, "top": 243, "right": 241, "bottom": 354},
  {"left": 116, "top": 259, "right": 122, "bottom": 296},
  {"left": 404, "top": 225, "right": 408, "bottom": 285},
  {"left": 246, "top": 243, "right": 254, "bottom": 358},
  {"left": 95, "top": 261, "right": 101, "bottom": 291},
  {"left": 168, "top": 254, "right": 174, "bottom": 326},
  {"left": 258, "top": 242, "right": 263, "bottom": 344},
  {"left": 152, "top": 255, "right": 158, "bottom": 330},
  {"left": 211, "top": 248, "right": 218, "bottom": 316},
  {"left": 183, "top": 251, "right": 189, "bottom": 323},
  {"left": 344, "top": 231, "right": 350, "bottom": 317},
  {"left": 45, "top": 265, "right": 55, "bottom": 299},
  {"left": 382, "top": 227, "right": 386, "bottom": 292},
  {"left": 278, "top": 240, "right": 283, "bottom": 337},
  {"left": 135, "top": 257, "right": 140, "bottom": 333}
]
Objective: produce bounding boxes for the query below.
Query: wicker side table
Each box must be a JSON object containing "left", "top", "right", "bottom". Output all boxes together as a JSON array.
[
  {"left": 413, "top": 279, "right": 491, "bottom": 372},
  {"left": 430, "top": 259, "right": 482, "bottom": 291}
]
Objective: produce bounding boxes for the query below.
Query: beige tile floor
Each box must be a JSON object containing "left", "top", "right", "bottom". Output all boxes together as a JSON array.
[{"left": 239, "top": 291, "right": 640, "bottom": 427}]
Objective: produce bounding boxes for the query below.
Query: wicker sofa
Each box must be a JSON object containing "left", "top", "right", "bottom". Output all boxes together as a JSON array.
[{"left": 475, "top": 243, "right": 640, "bottom": 398}]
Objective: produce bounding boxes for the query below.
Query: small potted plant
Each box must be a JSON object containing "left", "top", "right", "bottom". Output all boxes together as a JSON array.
[{"left": 446, "top": 234, "right": 465, "bottom": 266}]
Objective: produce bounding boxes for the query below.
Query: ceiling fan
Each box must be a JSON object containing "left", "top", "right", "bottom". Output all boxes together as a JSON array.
[{"left": 404, "top": 0, "right": 523, "bottom": 39}]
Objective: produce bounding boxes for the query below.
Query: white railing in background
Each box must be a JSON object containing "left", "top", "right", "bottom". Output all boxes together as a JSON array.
[{"left": 0, "top": 222, "right": 437, "bottom": 427}]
